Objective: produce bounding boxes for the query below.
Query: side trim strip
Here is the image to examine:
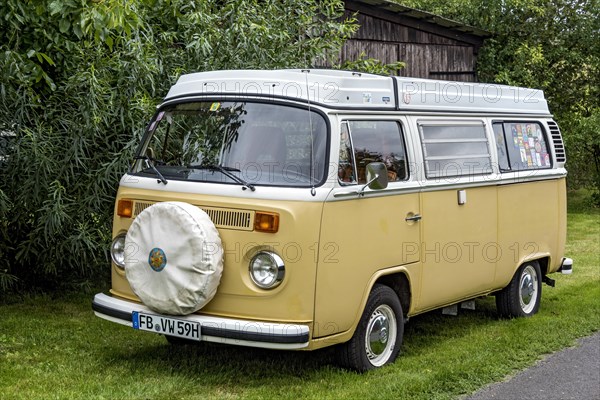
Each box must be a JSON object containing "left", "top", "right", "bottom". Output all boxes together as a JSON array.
[{"left": 331, "top": 174, "right": 566, "bottom": 200}]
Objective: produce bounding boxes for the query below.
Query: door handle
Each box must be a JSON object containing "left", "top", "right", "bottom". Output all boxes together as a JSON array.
[
  {"left": 405, "top": 213, "right": 422, "bottom": 222},
  {"left": 405, "top": 214, "right": 421, "bottom": 222}
]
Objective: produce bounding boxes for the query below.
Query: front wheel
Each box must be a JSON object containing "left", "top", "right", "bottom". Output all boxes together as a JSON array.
[
  {"left": 496, "top": 261, "right": 542, "bottom": 318},
  {"left": 336, "top": 284, "right": 404, "bottom": 372}
]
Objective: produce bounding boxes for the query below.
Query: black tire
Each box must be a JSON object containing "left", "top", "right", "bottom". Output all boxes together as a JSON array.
[
  {"left": 336, "top": 284, "right": 404, "bottom": 372},
  {"left": 496, "top": 261, "right": 542, "bottom": 318}
]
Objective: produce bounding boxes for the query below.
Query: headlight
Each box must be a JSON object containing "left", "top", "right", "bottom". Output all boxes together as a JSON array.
[
  {"left": 249, "top": 251, "right": 285, "bottom": 289},
  {"left": 110, "top": 233, "right": 127, "bottom": 269}
]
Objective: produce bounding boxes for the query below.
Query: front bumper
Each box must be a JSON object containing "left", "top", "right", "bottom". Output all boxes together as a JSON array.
[{"left": 92, "top": 293, "right": 310, "bottom": 350}]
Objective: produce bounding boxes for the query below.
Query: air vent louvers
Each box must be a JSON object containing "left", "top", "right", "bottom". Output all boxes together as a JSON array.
[
  {"left": 547, "top": 120, "right": 566, "bottom": 163},
  {"left": 134, "top": 201, "right": 153, "bottom": 216},
  {"left": 133, "top": 202, "right": 253, "bottom": 231}
]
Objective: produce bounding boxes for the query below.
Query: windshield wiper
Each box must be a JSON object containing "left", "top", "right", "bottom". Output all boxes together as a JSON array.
[
  {"left": 186, "top": 164, "right": 255, "bottom": 191},
  {"left": 134, "top": 155, "right": 168, "bottom": 185}
]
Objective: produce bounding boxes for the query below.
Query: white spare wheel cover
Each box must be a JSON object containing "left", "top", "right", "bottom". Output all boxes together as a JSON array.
[{"left": 125, "top": 201, "right": 223, "bottom": 315}]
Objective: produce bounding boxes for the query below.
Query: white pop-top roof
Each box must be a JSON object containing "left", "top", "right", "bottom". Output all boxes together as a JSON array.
[{"left": 165, "top": 69, "right": 550, "bottom": 115}]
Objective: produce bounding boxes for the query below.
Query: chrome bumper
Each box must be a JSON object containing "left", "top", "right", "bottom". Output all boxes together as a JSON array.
[
  {"left": 558, "top": 257, "right": 573, "bottom": 274},
  {"left": 92, "top": 293, "right": 310, "bottom": 350}
]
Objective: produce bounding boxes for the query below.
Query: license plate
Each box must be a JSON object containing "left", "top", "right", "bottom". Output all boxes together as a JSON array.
[{"left": 132, "top": 311, "right": 201, "bottom": 341}]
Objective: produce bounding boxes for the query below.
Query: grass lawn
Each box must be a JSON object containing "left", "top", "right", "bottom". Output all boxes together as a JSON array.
[{"left": 1, "top": 198, "right": 598, "bottom": 399}]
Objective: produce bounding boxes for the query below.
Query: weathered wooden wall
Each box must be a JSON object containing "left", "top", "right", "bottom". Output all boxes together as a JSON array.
[{"left": 339, "top": 3, "right": 485, "bottom": 82}]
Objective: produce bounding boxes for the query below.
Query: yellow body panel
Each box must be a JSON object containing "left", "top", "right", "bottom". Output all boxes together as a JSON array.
[
  {"left": 417, "top": 186, "right": 498, "bottom": 312},
  {"left": 555, "top": 180, "right": 568, "bottom": 272},
  {"left": 111, "top": 186, "right": 323, "bottom": 324},
  {"left": 495, "top": 179, "right": 565, "bottom": 284},
  {"left": 314, "top": 192, "right": 420, "bottom": 337},
  {"left": 311, "top": 178, "right": 566, "bottom": 340}
]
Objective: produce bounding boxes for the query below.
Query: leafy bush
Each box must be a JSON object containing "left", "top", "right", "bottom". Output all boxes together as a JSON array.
[
  {"left": 0, "top": 188, "right": 16, "bottom": 291},
  {"left": 338, "top": 52, "right": 406, "bottom": 76},
  {"left": 561, "top": 110, "right": 600, "bottom": 203},
  {"left": 0, "top": 0, "right": 356, "bottom": 293}
]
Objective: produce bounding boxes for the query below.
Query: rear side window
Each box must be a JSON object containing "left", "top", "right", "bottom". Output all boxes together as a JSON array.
[
  {"left": 493, "top": 122, "right": 551, "bottom": 171},
  {"left": 338, "top": 121, "right": 408, "bottom": 185},
  {"left": 419, "top": 122, "right": 492, "bottom": 178}
]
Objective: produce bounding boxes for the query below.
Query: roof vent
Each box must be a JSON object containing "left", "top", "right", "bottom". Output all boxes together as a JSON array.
[{"left": 547, "top": 120, "right": 566, "bottom": 163}]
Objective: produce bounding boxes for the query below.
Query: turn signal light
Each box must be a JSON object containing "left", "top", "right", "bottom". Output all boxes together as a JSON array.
[
  {"left": 117, "top": 199, "right": 133, "bottom": 218},
  {"left": 254, "top": 212, "right": 279, "bottom": 233}
]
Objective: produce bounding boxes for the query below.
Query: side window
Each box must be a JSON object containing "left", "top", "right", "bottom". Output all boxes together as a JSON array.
[
  {"left": 338, "top": 122, "right": 357, "bottom": 184},
  {"left": 493, "top": 123, "right": 510, "bottom": 171},
  {"left": 419, "top": 122, "right": 492, "bottom": 178},
  {"left": 342, "top": 121, "right": 408, "bottom": 184},
  {"left": 493, "top": 122, "right": 551, "bottom": 171}
]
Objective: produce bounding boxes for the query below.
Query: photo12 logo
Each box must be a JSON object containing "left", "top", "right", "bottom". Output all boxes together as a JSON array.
[
  {"left": 399, "top": 81, "right": 541, "bottom": 105},
  {"left": 201, "top": 79, "right": 341, "bottom": 103},
  {"left": 199, "top": 240, "right": 340, "bottom": 265},
  {"left": 401, "top": 241, "right": 540, "bottom": 264}
]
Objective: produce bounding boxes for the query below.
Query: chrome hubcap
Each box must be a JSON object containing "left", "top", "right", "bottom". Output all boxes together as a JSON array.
[
  {"left": 365, "top": 304, "right": 397, "bottom": 366},
  {"left": 519, "top": 265, "right": 538, "bottom": 314}
]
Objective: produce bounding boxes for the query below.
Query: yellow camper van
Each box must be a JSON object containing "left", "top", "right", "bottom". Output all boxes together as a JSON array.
[{"left": 93, "top": 69, "right": 573, "bottom": 371}]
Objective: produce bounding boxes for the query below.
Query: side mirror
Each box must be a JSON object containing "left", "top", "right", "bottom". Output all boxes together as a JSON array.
[{"left": 365, "top": 162, "right": 389, "bottom": 190}]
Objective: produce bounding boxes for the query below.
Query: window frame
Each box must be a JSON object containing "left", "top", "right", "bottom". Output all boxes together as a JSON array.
[
  {"left": 492, "top": 120, "right": 553, "bottom": 172},
  {"left": 132, "top": 98, "right": 332, "bottom": 189},
  {"left": 418, "top": 120, "right": 493, "bottom": 179},
  {"left": 338, "top": 121, "right": 358, "bottom": 185},
  {"left": 338, "top": 119, "right": 411, "bottom": 186}
]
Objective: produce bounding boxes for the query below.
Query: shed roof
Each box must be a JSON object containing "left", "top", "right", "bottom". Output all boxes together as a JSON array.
[{"left": 348, "top": 0, "right": 491, "bottom": 39}]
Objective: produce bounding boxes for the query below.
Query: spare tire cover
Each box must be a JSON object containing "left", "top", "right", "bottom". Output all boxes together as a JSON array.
[{"left": 125, "top": 201, "right": 223, "bottom": 315}]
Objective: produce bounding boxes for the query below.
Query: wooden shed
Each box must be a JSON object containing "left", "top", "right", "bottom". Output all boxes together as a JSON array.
[{"left": 341, "top": 0, "right": 490, "bottom": 82}]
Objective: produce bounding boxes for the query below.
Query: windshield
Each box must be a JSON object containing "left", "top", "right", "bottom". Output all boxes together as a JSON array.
[{"left": 132, "top": 101, "right": 328, "bottom": 188}]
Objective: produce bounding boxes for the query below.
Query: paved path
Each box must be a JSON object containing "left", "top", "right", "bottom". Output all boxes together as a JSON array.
[{"left": 466, "top": 332, "right": 600, "bottom": 400}]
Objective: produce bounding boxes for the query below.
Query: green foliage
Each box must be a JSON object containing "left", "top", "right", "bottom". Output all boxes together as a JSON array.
[
  {"left": 400, "top": 0, "right": 600, "bottom": 204},
  {"left": 0, "top": 0, "right": 356, "bottom": 292},
  {"left": 151, "top": 0, "right": 356, "bottom": 71},
  {"left": 562, "top": 110, "right": 600, "bottom": 201},
  {"left": 0, "top": 188, "right": 17, "bottom": 291},
  {"left": 338, "top": 52, "right": 406, "bottom": 76}
]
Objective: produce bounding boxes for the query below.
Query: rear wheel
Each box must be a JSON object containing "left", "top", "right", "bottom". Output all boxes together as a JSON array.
[
  {"left": 496, "top": 261, "right": 542, "bottom": 318},
  {"left": 336, "top": 284, "right": 404, "bottom": 372}
]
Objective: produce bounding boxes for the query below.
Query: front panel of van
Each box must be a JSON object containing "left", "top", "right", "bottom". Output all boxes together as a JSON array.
[
  {"left": 110, "top": 185, "right": 323, "bottom": 325},
  {"left": 107, "top": 98, "right": 333, "bottom": 329}
]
